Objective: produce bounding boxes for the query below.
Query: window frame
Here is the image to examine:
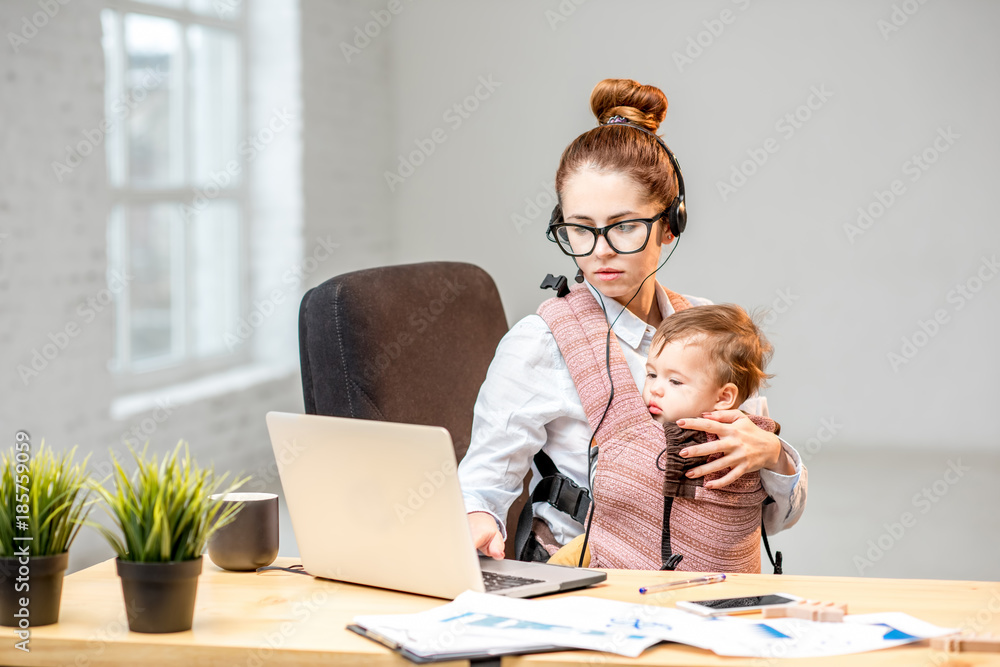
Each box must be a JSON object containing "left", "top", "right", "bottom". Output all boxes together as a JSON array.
[{"left": 104, "top": 0, "right": 252, "bottom": 394}]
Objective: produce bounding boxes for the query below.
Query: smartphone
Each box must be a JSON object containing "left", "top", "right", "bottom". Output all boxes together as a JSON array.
[{"left": 676, "top": 593, "right": 801, "bottom": 617}]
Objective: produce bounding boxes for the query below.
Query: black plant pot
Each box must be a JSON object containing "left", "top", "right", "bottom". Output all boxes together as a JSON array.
[
  {"left": 0, "top": 552, "right": 69, "bottom": 627},
  {"left": 116, "top": 556, "right": 203, "bottom": 633}
]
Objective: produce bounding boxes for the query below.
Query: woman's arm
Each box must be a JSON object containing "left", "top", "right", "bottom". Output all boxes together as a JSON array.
[
  {"left": 674, "top": 411, "right": 792, "bottom": 485},
  {"left": 458, "top": 315, "right": 572, "bottom": 556},
  {"left": 675, "top": 409, "right": 807, "bottom": 534},
  {"left": 759, "top": 441, "right": 807, "bottom": 535}
]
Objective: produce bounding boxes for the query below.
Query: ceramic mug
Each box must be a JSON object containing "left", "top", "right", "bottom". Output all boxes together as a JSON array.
[{"left": 207, "top": 492, "right": 279, "bottom": 571}]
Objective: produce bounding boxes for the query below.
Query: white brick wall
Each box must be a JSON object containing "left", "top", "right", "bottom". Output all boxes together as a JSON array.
[
  {"left": 301, "top": 0, "right": 393, "bottom": 276},
  {"left": 1, "top": 0, "right": 115, "bottom": 571},
  {"left": 0, "top": 0, "right": 371, "bottom": 573},
  {"left": 1, "top": 0, "right": 114, "bottom": 450}
]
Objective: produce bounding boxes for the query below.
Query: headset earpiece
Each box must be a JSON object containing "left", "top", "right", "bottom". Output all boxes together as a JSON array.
[
  {"left": 547, "top": 124, "right": 686, "bottom": 241},
  {"left": 607, "top": 122, "right": 687, "bottom": 239},
  {"left": 669, "top": 194, "right": 686, "bottom": 237},
  {"left": 546, "top": 204, "right": 563, "bottom": 243},
  {"left": 550, "top": 204, "right": 563, "bottom": 226}
]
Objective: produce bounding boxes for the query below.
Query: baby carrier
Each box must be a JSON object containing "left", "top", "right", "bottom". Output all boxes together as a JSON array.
[{"left": 515, "top": 282, "right": 781, "bottom": 573}]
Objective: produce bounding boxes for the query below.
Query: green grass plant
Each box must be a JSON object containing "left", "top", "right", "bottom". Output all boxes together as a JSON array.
[
  {"left": 92, "top": 441, "right": 248, "bottom": 563},
  {"left": 0, "top": 443, "right": 93, "bottom": 557}
]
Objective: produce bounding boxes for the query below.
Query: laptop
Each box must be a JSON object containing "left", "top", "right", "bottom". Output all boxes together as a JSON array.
[{"left": 265, "top": 411, "right": 606, "bottom": 599}]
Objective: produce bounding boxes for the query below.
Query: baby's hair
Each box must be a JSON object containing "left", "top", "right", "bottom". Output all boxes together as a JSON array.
[{"left": 650, "top": 304, "right": 774, "bottom": 406}]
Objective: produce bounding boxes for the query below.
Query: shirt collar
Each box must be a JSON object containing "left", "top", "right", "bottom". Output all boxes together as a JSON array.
[{"left": 582, "top": 280, "right": 677, "bottom": 349}]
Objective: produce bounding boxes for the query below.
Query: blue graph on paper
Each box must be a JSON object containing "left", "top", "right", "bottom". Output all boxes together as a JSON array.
[{"left": 442, "top": 612, "right": 646, "bottom": 639}]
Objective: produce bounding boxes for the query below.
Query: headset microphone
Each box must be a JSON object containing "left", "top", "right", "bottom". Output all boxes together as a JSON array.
[
  {"left": 539, "top": 266, "right": 584, "bottom": 297},
  {"left": 540, "top": 273, "right": 570, "bottom": 298}
]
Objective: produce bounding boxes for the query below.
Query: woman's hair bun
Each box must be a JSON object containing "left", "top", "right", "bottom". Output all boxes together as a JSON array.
[{"left": 590, "top": 78, "right": 668, "bottom": 132}]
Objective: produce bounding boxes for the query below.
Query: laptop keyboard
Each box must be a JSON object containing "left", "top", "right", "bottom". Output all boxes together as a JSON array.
[{"left": 481, "top": 570, "right": 545, "bottom": 592}]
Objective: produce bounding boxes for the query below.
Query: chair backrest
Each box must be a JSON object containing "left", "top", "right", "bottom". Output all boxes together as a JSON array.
[{"left": 298, "top": 261, "right": 508, "bottom": 463}]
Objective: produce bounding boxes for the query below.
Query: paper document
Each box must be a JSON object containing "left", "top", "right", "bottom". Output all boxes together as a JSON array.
[
  {"left": 352, "top": 591, "right": 957, "bottom": 662},
  {"left": 353, "top": 593, "right": 667, "bottom": 660}
]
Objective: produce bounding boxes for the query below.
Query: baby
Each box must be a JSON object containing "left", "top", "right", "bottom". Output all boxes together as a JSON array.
[
  {"left": 548, "top": 303, "right": 776, "bottom": 567},
  {"left": 643, "top": 303, "right": 772, "bottom": 424},
  {"left": 642, "top": 303, "right": 776, "bottom": 498}
]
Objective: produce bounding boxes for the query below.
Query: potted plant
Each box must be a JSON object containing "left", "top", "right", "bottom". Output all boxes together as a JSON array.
[
  {"left": 92, "top": 441, "right": 246, "bottom": 633},
  {"left": 0, "top": 441, "right": 92, "bottom": 627}
]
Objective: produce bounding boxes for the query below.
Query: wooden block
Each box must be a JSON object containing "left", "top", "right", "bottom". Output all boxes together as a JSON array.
[
  {"left": 762, "top": 600, "right": 848, "bottom": 622},
  {"left": 930, "top": 633, "right": 1000, "bottom": 653}
]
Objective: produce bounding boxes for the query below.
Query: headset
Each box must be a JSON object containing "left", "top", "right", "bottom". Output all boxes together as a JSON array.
[
  {"left": 547, "top": 120, "right": 687, "bottom": 240},
  {"left": 539, "top": 119, "right": 687, "bottom": 568}
]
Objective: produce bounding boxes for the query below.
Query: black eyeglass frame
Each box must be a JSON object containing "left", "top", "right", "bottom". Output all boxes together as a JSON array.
[{"left": 545, "top": 207, "right": 671, "bottom": 257}]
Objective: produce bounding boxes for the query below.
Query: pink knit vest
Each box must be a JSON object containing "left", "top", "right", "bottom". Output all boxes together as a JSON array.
[{"left": 537, "top": 283, "right": 772, "bottom": 572}]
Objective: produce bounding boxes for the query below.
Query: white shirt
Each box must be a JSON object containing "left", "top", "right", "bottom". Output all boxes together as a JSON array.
[{"left": 458, "top": 280, "right": 808, "bottom": 547}]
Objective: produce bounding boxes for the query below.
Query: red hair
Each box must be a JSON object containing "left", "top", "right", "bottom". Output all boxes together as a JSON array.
[{"left": 555, "top": 78, "right": 679, "bottom": 209}]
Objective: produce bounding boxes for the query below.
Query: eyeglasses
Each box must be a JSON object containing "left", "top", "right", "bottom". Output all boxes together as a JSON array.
[{"left": 546, "top": 207, "right": 669, "bottom": 257}]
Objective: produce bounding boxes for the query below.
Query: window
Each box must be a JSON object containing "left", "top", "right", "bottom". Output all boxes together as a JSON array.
[{"left": 102, "top": 0, "right": 247, "bottom": 391}]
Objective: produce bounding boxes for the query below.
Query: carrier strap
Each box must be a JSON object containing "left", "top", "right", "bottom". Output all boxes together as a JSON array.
[
  {"left": 514, "top": 450, "right": 593, "bottom": 561},
  {"left": 761, "top": 497, "right": 783, "bottom": 574}
]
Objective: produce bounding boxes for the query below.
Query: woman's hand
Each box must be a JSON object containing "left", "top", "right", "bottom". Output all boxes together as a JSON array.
[
  {"left": 675, "top": 410, "right": 795, "bottom": 489},
  {"left": 468, "top": 511, "right": 505, "bottom": 559}
]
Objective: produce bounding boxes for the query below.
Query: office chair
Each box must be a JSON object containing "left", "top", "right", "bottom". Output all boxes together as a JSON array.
[{"left": 298, "top": 261, "right": 530, "bottom": 557}]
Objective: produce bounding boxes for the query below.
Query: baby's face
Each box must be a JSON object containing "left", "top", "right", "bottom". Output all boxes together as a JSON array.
[{"left": 642, "top": 339, "right": 726, "bottom": 424}]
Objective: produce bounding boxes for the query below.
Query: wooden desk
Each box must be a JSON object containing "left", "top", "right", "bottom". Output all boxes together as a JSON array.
[{"left": 1, "top": 557, "right": 997, "bottom": 666}]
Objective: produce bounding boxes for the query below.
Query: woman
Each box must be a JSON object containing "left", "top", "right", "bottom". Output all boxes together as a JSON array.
[{"left": 458, "top": 78, "right": 806, "bottom": 566}]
